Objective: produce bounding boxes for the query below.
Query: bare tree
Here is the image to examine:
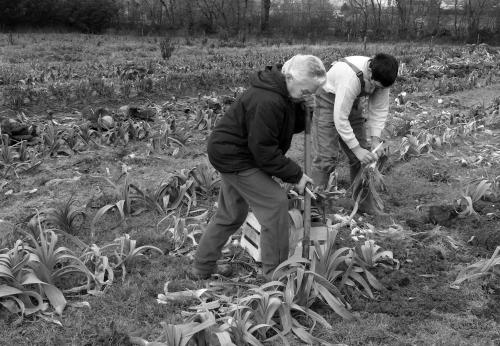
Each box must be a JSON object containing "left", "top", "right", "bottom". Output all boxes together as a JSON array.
[
  {"left": 349, "top": 0, "right": 369, "bottom": 36},
  {"left": 463, "top": 0, "right": 490, "bottom": 42},
  {"left": 453, "top": 0, "right": 459, "bottom": 36},
  {"left": 195, "top": 0, "right": 219, "bottom": 32},
  {"left": 158, "top": 0, "right": 181, "bottom": 27},
  {"left": 100, "top": 0, "right": 500, "bottom": 43},
  {"left": 429, "top": 0, "right": 443, "bottom": 35},
  {"left": 394, "top": 0, "right": 414, "bottom": 38},
  {"left": 261, "top": 0, "right": 271, "bottom": 32},
  {"left": 369, "top": 0, "right": 383, "bottom": 34}
]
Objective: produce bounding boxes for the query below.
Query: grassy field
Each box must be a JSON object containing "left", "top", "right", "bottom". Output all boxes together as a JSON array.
[{"left": 0, "top": 33, "right": 499, "bottom": 345}]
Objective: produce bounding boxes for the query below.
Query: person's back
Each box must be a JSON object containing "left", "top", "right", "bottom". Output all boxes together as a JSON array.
[
  {"left": 208, "top": 64, "right": 305, "bottom": 184},
  {"left": 326, "top": 56, "right": 371, "bottom": 96}
]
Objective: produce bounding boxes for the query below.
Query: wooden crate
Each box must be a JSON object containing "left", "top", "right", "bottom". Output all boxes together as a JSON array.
[{"left": 240, "top": 210, "right": 329, "bottom": 262}]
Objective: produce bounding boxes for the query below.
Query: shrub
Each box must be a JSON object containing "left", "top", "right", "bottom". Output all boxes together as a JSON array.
[
  {"left": 59, "top": 0, "right": 119, "bottom": 33},
  {"left": 0, "top": 0, "right": 118, "bottom": 33},
  {"left": 160, "top": 37, "right": 176, "bottom": 60}
]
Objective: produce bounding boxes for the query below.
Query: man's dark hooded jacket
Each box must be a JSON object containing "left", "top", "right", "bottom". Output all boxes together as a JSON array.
[{"left": 207, "top": 65, "right": 306, "bottom": 184}]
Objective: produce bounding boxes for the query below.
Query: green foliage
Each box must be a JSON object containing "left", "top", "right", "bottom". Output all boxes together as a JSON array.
[
  {"left": 0, "top": 241, "right": 47, "bottom": 316},
  {"left": 452, "top": 246, "right": 500, "bottom": 286},
  {"left": 131, "top": 315, "right": 217, "bottom": 346},
  {"left": 240, "top": 287, "right": 284, "bottom": 341},
  {"left": 352, "top": 240, "right": 398, "bottom": 270},
  {"left": 112, "top": 234, "right": 163, "bottom": 281},
  {"left": 90, "top": 174, "right": 135, "bottom": 238},
  {"left": 311, "top": 232, "right": 380, "bottom": 299},
  {"left": 220, "top": 306, "right": 269, "bottom": 346},
  {"left": 79, "top": 244, "right": 115, "bottom": 295},
  {"left": 399, "top": 134, "right": 432, "bottom": 161},
  {"left": 73, "top": 234, "right": 163, "bottom": 295},
  {"left": 273, "top": 257, "right": 354, "bottom": 321},
  {"left": 0, "top": 215, "right": 93, "bottom": 317},
  {"left": 0, "top": 134, "right": 15, "bottom": 167},
  {"left": 457, "top": 179, "right": 493, "bottom": 217},
  {"left": 44, "top": 197, "right": 86, "bottom": 237},
  {"left": 75, "top": 123, "right": 99, "bottom": 147},
  {"left": 91, "top": 200, "right": 129, "bottom": 239},
  {"left": 40, "top": 201, "right": 89, "bottom": 253},
  {"left": 24, "top": 226, "right": 92, "bottom": 314},
  {"left": 42, "top": 123, "right": 66, "bottom": 157}
]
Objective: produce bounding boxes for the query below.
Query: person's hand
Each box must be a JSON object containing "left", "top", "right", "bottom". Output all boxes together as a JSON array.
[
  {"left": 303, "top": 94, "right": 316, "bottom": 110},
  {"left": 295, "top": 173, "right": 313, "bottom": 194},
  {"left": 352, "top": 146, "right": 377, "bottom": 165}
]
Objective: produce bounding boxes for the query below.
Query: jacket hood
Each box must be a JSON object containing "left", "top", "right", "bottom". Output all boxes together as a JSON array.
[{"left": 249, "top": 64, "right": 289, "bottom": 98}]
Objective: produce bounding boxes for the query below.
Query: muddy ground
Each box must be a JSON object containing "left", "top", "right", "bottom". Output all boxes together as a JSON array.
[{"left": 0, "top": 66, "right": 499, "bottom": 345}]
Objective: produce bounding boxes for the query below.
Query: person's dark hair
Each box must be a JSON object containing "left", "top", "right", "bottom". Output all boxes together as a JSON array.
[{"left": 370, "top": 53, "right": 399, "bottom": 87}]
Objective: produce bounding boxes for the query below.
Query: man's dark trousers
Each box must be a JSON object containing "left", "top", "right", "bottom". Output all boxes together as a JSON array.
[{"left": 194, "top": 168, "right": 289, "bottom": 277}]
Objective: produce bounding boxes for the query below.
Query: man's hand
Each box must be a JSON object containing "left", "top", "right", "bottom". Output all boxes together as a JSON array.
[
  {"left": 303, "top": 95, "right": 316, "bottom": 110},
  {"left": 352, "top": 145, "right": 377, "bottom": 165},
  {"left": 295, "top": 173, "right": 313, "bottom": 194}
]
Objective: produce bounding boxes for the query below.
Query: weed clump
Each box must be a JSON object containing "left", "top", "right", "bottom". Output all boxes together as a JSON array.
[{"left": 160, "top": 37, "right": 175, "bottom": 60}]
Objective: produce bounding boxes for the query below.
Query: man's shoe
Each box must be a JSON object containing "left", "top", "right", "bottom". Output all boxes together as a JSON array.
[
  {"left": 190, "top": 264, "right": 233, "bottom": 280},
  {"left": 189, "top": 268, "right": 212, "bottom": 280}
]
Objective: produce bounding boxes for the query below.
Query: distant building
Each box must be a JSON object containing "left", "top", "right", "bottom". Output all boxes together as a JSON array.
[
  {"left": 330, "top": 0, "right": 464, "bottom": 9},
  {"left": 441, "top": 0, "right": 465, "bottom": 10},
  {"left": 329, "top": 0, "right": 392, "bottom": 8}
]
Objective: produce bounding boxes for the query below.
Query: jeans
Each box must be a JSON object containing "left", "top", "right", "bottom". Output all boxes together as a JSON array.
[{"left": 311, "top": 89, "right": 369, "bottom": 187}]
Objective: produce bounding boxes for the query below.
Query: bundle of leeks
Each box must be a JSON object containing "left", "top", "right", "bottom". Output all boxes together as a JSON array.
[{"left": 351, "top": 142, "right": 387, "bottom": 216}]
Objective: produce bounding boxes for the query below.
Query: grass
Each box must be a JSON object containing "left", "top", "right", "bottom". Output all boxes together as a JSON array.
[
  {"left": 1, "top": 32, "right": 494, "bottom": 105},
  {"left": 0, "top": 33, "right": 499, "bottom": 345}
]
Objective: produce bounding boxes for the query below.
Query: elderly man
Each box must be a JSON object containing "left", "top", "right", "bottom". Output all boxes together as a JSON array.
[
  {"left": 312, "top": 53, "right": 398, "bottom": 214},
  {"left": 193, "top": 54, "right": 330, "bottom": 280}
]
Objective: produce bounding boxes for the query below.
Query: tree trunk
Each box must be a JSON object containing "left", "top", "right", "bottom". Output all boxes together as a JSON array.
[
  {"left": 260, "top": 0, "right": 271, "bottom": 33},
  {"left": 236, "top": 0, "right": 241, "bottom": 31},
  {"left": 390, "top": 4, "right": 395, "bottom": 37},
  {"left": 159, "top": 0, "right": 179, "bottom": 28},
  {"left": 213, "top": 0, "right": 229, "bottom": 31},
  {"left": 453, "top": 0, "right": 458, "bottom": 37},
  {"left": 369, "top": 0, "right": 379, "bottom": 34},
  {"left": 436, "top": 1, "right": 441, "bottom": 34},
  {"left": 376, "top": 0, "right": 381, "bottom": 34},
  {"left": 197, "top": 0, "right": 218, "bottom": 32},
  {"left": 395, "top": 0, "right": 408, "bottom": 39},
  {"left": 243, "top": 0, "right": 249, "bottom": 34}
]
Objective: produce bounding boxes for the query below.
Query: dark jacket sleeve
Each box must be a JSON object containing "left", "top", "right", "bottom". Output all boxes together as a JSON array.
[
  {"left": 247, "top": 100, "right": 303, "bottom": 184},
  {"left": 293, "top": 103, "right": 306, "bottom": 133}
]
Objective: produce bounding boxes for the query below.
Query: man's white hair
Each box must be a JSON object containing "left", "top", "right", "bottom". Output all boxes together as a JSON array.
[{"left": 281, "top": 54, "right": 327, "bottom": 85}]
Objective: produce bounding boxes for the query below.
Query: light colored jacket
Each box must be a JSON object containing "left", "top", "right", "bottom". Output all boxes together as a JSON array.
[{"left": 322, "top": 56, "right": 390, "bottom": 149}]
